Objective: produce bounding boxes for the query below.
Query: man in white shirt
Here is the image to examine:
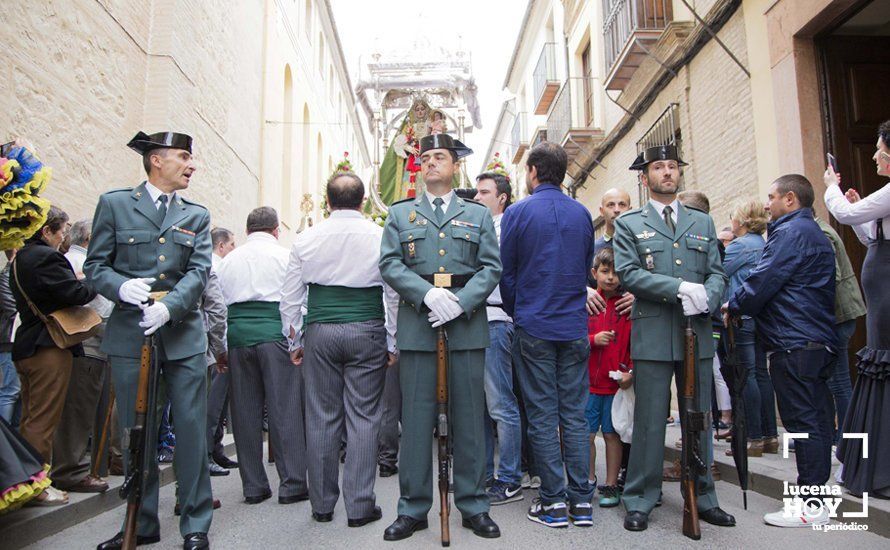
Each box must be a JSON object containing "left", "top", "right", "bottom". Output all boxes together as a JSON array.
[
  {"left": 216, "top": 207, "right": 307, "bottom": 506},
  {"left": 210, "top": 228, "right": 235, "bottom": 269},
  {"left": 280, "top": 173, "right": 397, "bottom": 526},
  {"left": 473, "top": 172, "right": 523, "bottom": 505}
]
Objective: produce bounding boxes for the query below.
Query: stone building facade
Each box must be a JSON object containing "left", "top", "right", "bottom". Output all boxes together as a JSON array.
[{"left": 0, "top": 0, "right": 368, "bottom": 245}]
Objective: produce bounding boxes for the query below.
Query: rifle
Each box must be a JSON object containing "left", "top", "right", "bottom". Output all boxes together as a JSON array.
[
  {"left": 91, "top": 386, "right": 115, "bottom": 479},
  {"left": 681, "top": 316, "right": 707, "bottom": 540},
  {"left": 436, "top": 323, "right": 451, "bottom": 547},
  {"left": 119, "top": 294, "right": 165, "bottom": 550}
]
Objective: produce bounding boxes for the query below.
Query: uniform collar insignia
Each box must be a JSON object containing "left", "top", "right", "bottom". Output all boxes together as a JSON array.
[{"left": 635, "top": 230, "right": 656, "bottom": 239}]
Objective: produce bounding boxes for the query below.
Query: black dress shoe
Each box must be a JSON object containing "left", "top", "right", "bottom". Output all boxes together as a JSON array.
[
  {"left": 279, "top": 492, "right": 309, "bottom": 504},
  {"left": 244, "top": 491, "right": 272, "bottom": 504},
  {"left": 461, "top": 512, "right": 500, "bottom": 538},
  {"left": 312, "top": 510, "right": 334, "bottom": 522},
  {"left": 379, "top": 464, "right": 398, "bottom": 477},
  {"left": 182, "top": 532, "right": 208, "bottom": 550},
  {"left": 208, "top": 461, "right": 229, "bottom": 477},
  {"left": 212, "top": 453, "right": 239, "bottom": 469},
  {"left": 348, "top": 505, "right": 382, "bottom": 527},
  {"left": 624, "top": 511, "right": 649, "bottom": 531},
  {"left": 96, "top": 532, "right": 160, "bottom": 549},
  {"left": 383, "top": 515, "right": 428, "bottom": 541},
  {"left": 700, "top": 507, "right": 736, "bottom": 526}
]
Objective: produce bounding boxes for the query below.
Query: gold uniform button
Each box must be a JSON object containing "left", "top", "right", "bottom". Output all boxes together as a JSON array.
[
  {"left": 159, "top": 237, "right": 166, "bottom": 244},
  {"left": 159, "top": 255, "right": 166, "bottom": 262},
  {"left": 408, "top": 234, "right": 414, "bottom": 240},
  {"left": 439, "top": 266, "right": 446, "bottom": 272},
  {"left": 465, "top": 234, "right": 470, "bottom": 240},
  {"left": 673, "top": 242, "right": 680, "bottom": 248},
  {"left": 698, "top": 246, "right": 703, "bottom": 251},
  {"left": 439, "top": 249, "right": 446, "bottom": 256},
  {"left": 645, "top": 248, "right": 651, "bottom": 253},
  {"left": 158, "top": 273, "right": 167, "bottom": 280},
  {"left": 676, "top": 259, "right": 682, "bottom": 265},
  {"left": 186, "top": 240, "right": 191, "bottom": 245},
  {"left": 128, "top": 237, "right": 135, "bottom": 243},
  {"left": 439, "top": 232, "right": 445, "bottom": 238}
]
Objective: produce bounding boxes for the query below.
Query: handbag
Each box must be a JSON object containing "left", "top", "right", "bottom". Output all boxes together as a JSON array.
[{"left": 12, "top": 258, "right": 101, "bottom": 349}]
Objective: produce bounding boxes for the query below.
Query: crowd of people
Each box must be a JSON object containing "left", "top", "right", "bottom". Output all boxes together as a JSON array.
[{"left": 0, "top": 119, "right": 888, "bottom": 549}]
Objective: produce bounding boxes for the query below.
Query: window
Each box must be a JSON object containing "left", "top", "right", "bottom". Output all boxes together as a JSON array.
[{"left": 582, "top": 41, "right": 594, "bottom": 126}]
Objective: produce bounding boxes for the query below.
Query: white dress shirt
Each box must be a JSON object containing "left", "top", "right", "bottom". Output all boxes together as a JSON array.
[
  {"left": 486, "top": 213, "right": 512, "bottom": 323},
  {"left": 648, "top": 198, "right": 680, "bottom": 224},
  {"left": 279, "top": 209, "right": 398, "bottom": 353},
  {"left": 211, "top": 253, "right": 222, "bottom": 270},
  {"left": 65, "top": 244, "right": 114, "bottom": 318},
  {"left": 825, "top": 183, "right": 890, "bottom": 243},
  {"left": 144, "top": 180, "right": 175, "bottom": 210},
  {"left": 216, "top": 232, "right": 291, "bottom": 338}
]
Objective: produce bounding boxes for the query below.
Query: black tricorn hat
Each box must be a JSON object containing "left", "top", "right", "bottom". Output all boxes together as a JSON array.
[
  {"left": 628, "top": 144, "right": 687, "bottom": 170},
  {"left": 419, "top": 133, "right": 473, "bottom": 159},
  {"left": 127, "top": 131, "right": 193, "bottom": 155}
]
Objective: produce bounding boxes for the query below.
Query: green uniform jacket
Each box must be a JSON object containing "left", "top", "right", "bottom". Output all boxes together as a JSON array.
[
  {"left": 379, "top": 193, "right": 502, "bottom": 351},
  {"left": 613, "top": 202, "right": 727, "bottom": 361},
  {"left": 84, "top": 182, "right": 212, "bottom": 360}
]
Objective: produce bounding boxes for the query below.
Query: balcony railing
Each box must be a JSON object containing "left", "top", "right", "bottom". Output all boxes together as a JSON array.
[
  {"left": 603, "top": 0, "right": 673, "bottom": 90},
  {"left": 547, "top": 78, "right": 604, "bottom": 164},
  {"left": 511, "top": 111, "right": 528, "bottom": 164},
  {"left": 531, "top": 127, "right": 548, "bottom": 149},
  {"left": 533, "top": 43, "right": 560, "bottom": 115}
]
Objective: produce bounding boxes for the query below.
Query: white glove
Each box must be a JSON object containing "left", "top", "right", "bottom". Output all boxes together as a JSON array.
[
  {"left": 678, "top": 282, "right": 709, "bottom": 315},
  {"left": 423, "top": 287, "right": 463, "bottom": 327},
  {"left": 118, "top": 278, "right": 156, "bottom": 307},
  {"left": 139, "top": 302, "right": 170, "bottom": 335}
]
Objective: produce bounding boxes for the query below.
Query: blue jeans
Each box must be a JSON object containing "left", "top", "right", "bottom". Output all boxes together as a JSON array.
[
  {"left": 826, "top": 319, "right": 856, "bottom": 444},
  {"left": 769, "top": 345, "right": 834, "bottom": 487},
  {"left": 738, "top": 318, "right": 777, "bottom": 440},
  {"left": 482, "top": 321, "right": 522, "bottom": 484},
  {"left": 0, "top": 351, "right": 20, "bottom": 424},
  {"left": 513, "top": 327, "right": 594, "bottom": 505}
]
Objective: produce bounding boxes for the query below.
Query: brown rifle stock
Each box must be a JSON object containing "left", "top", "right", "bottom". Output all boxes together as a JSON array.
[
  {"left": 436, "top": 326, "right": 450, "bottom": 547},
  {"left": 121, "top": 336, "right": 153, "bottom": 550},
  {"left": 681, "top": 317, "right": 702, "bottom": 541}
]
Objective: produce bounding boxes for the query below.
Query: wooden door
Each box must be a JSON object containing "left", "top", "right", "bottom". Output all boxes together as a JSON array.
[{"left": 819, "top": 35, "right": 890, "bottom": 377}]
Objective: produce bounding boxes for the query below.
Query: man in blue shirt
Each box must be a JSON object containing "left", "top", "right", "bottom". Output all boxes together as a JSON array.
[
  {"left": 500, "top": 142, "right": 595, "bottom": 528},
  {"left": 726, "top": 174, "right": 837, "bottom": 528}
]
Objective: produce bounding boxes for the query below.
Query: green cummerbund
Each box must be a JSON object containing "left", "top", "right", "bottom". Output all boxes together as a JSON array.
[
  {"left": 306, "top": 284, "right": 384, "bottom": 325},
  {"left": 227, "top": 301, "right": 284, "bottom": 349}
]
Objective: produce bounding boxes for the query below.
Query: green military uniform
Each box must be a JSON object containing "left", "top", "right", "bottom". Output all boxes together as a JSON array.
[
  {"left": 379, "top": 191, "right": 501, "bottom": 520},
  {"left": 612, "top": 150, "right": 727, "bottom": 516},
  {"left": 84, "top": 133, "right": 213, "bottom": 540}
]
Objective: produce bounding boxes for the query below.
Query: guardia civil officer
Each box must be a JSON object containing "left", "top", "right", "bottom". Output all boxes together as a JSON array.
[
  {"left": 612, "top": 145, "right": 735, "bottom": 532},
  {"left": 379, "top": 133, "right": 502, "bottom": 541},
  {"left": 85, "top": 132, "right": 213, "bottom": 550}
]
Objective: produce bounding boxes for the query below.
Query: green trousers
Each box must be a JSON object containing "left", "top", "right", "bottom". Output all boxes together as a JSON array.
[
  {"left": 621, "top": 358, "right": 719, "bottom": 514},
  {"left": 397, "top": 349, "right": 489, "bottom": 519},
  {"left": 110, "top": 350, "right": 213, "bottom": 537}
]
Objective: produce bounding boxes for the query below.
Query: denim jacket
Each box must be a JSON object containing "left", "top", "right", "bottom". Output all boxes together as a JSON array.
[{"left": 722, "top": 232, "right": 766, "bottom": 319}]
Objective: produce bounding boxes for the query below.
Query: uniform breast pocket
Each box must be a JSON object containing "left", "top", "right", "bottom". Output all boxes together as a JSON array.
[
  {"left": 634, "top": 240, "right": 664, "bottom": 271},
  {"left": 685, "top": 237, "right": 709, "bottom": 273},
  {"left": 116, "top": 230, "right": 153, "bottom": 270},
  {"left": 172, "top": 231, "right": 195, "bottom": 270},
  {"left": 399, "top": 228, "right": 426, "bottom": 266},
  {"left": 452, "top": 226, "right": 480, "bottom": 265}
]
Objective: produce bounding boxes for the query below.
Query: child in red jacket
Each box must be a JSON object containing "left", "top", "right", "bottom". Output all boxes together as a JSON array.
[{"left": 587, "top": 248, "right": 633, "bottom": 507}]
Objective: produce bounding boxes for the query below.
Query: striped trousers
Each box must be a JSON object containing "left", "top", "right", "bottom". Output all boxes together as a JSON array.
[{"left": 303, "top": 320, "right": 388, "bottom": 518}]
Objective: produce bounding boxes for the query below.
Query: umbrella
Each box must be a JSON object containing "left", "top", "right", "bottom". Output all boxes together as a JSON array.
[{"left": 720, "top": 322, "right": 749, "bottom": 509}]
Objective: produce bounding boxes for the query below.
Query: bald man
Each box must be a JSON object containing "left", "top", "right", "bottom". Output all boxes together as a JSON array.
[{"left": 587, "top": 188, "right": 635, "bottom": 317}]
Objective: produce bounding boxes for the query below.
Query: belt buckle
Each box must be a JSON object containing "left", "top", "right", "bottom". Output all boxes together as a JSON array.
[{"left": 434, "top": 273, "right": 452, "bottom": 288}]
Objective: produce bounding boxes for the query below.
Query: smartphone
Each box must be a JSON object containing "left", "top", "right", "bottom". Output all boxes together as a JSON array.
[
  {"left": 0, "top": 141, "right": 14, "bottom": 158},
  {"left": 827, "top": 153, "right": 838, "bottom": 173}
]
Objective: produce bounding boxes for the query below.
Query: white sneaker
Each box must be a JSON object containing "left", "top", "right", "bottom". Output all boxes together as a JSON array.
[
  {"left": 763, "top": 503, "right": 829, "bottom": 528},
  {"left": 530, "top": 475, "right": 542, "bottom": 489},
  {"left": 521, "top": 472, "right": 531, "bottom": 489}
]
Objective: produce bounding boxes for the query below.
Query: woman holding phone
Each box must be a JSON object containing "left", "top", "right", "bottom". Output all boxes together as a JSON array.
[{"left": 823, "top": 120, "right": 890, "bottom": 499}]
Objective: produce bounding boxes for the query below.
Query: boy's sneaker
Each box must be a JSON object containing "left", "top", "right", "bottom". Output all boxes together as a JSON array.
[
  {"left": 487, "top": 479, "right": 524, "bottom": 506},
  {"left": 569, "top": 502, "right": 594, "bottom": 527},
  {"left": 527, "top": 498, "right": 569, "bottom": 528},
  {"left": 598, "top": 485, "right": 620, "bottom": 508}
]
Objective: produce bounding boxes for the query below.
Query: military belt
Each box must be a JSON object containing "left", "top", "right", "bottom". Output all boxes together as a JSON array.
[{"left": 419, "top": 273, "right": 471, "bottom": 288}]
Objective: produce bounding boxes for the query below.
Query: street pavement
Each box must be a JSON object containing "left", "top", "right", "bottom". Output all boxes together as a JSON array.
[{"left": 28, "top": 439, "right": 888, "bottom": 550}]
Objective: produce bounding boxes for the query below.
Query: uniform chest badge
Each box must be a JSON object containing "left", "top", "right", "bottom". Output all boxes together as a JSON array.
[
  {"left": 416, "top": 219, "right": 427, "bottom": 226},
  {"left": 685, "top": 233, "right": 710, "bottom": 242},
  {"left": 645, "top": 254, "right": 655, "bottom": 270},
  {"left": 451, "top": 220, "right": 479, "bottom": 229},
  {"left": 635, "top": 230, "right": 656, "bottom": 240},
  {"left": 409, "top": 211, "right": 417, "bottom": 223},
  {"left": 407, "top": 242, "right": 416, "bottom": 259},
  {"left": 172, "top": 225, "right": 196, "bottom": 236}
]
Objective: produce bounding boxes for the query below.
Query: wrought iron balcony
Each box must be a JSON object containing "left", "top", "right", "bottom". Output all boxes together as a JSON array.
[
  {"left": 546, "top": 78, "right": 604, "bottom": 165},
  {"left": 603, "top": 0, "right": 673, "bottom": 91},
  {"left": 533, "top": 43, "right": 560, "bottom": 115},
  {"left": 511, "top": 111, "right": 528, "bottom": 164}
]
